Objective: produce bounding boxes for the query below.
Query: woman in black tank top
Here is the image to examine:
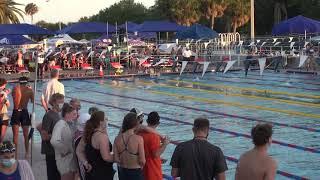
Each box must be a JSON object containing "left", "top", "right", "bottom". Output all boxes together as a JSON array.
[
  {"left": 76, "top": 111, "right": 115, "bottom": 180},
  {"left": 85, "top": 131, "right": 115, "bottom": 180}
]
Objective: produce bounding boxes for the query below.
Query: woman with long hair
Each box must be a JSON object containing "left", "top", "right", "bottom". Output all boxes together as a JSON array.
[
  {"left": 76, "top": 111, "right": 115, "bottom": 180},
  {"left": 114, "top": 112, "right": 146, "bottom": 180},
  {"left": 51, "top": 103, "right": 78, "bottom": 180}
]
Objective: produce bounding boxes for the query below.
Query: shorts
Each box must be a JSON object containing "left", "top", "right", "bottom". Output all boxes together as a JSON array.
[
  {"left": 56, "top": 153, "right": 77, "bottom": 175},
  {"left": 10, "top": 109, "right": 31, "bottom": 126},
  {"left": 118, "top": 167, "right": 143, "bottom": 180},
  {"left": 0, "top": 114, "right": 9, "bottom": 126}
]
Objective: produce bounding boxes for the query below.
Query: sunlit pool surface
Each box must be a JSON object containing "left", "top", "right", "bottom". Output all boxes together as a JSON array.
[{"left": 14, "top": 70, "right": 320, "bottom": 179}]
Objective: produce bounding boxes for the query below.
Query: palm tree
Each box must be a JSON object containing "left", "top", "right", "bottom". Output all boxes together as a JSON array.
[
  {"left": 229, "top": 0, "right": 250, "bottom": 32},
  {"left": 25, "top": 3, "right": 38, "bottom": 24},
  {"left": 171, "top": 0, "right": 201, "bottom": 26},
  {"left": 0, "top": 0, "right": 24, "bottom": 24},
  {"left": 203, "top": 0, "right": 229, "bottom": 30}
]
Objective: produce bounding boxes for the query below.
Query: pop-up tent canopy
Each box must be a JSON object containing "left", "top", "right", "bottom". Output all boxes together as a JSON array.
[
  {"left": 118, "top": 22, "right": 139, "bottom": 32},
  {"left": 57, "top": 22, "right": 116, "bottom": 34},
  {"left": 128, "top": 32, "right": 157, "bottom": 39},
  {"left": 272, "top": 15, "right": 320, "bottom": 35},
  {"left": 176, "top": 24, "right": 219, "bottom": 39},
  {"left": 47, "top": 34, "right": 80, "bottom": 47},
  {"left": 136, "top": 20, "right": 186, "bottom": 32},
  {"left": 0, "top": 35, "right": 36, "bottom": 45},
  {"left": 0, "top": 23, "right": 53, "bottom": 35}
]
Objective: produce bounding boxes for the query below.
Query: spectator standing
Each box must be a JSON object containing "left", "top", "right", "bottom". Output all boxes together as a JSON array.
[
  {"left": 235, "top": 124, "right": 277, "bottom": 180},
  {"left": 37, "top": 93, "right": 64, "bottom": 180},
  {"left": 11, "top": 77, "right": 34, "bottom": 159},
  {"left": 41, "top": 69, "right": 65, "bottom": 112},
  {"left": 0, "top": 78, "right": 10, "bottom": 142},
  {"left": 138, "top": 111, "right": 170, "bottom": 180},
  {"left": 114, "top": 112, "right": 146, "bottom": 180},
  {"left": 76, "top": 111, "right": 115, "bottom": 180},
  {"left": 37, "top": 48, "right": 45, "bottom": 78},
  {"left": 51, "top": 103, "right": 78, "bottom": 180},
  {"left": 170, "top": 117, "right": 228, "bottom": 180}
]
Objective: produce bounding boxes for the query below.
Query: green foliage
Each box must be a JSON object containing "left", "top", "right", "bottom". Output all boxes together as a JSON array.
[
  {"left": 33, "top": 0, "right": 320, "bottom": 36},
  {"left": 25, "top": 3, "right": 39, "bottom": 24},
  {"left": 0, "top": 0, "right": 24, "bottom": 24},
  {"left": 170, "top": 0, "right": 202, "bottom": 26},
  {"left": 89, "top": 0, "right": 148, "bottom": 24}
]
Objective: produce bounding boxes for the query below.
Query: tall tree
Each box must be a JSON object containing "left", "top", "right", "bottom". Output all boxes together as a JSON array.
[
  {"left": 25, "top": 3, "right": 38, "bottom": 24},
  {"left": 0, "top": 0, "right": 24, "bottom": 24},
  {"left": 274, "top": 0, "right": 287, "bottom": 25},
  {"left": 228, "top": 0, "right": 250, "bottom": 32},
  {"left": 89, "top": 0, "right": 148, "bottom": 24},
  {"left": 203, "top": 0, "right": 229, "bottom": 30},
  {"left": 171, "top": 0, "right": 201, "bottom": 26}
]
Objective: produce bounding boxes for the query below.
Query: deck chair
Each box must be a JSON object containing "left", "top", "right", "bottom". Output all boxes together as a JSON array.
[
  {"left": 111, "top": 62, "right": 124, "bottom": 75},
  {"left": 81, "top": 63, "right": 94, "bottom": 76}
]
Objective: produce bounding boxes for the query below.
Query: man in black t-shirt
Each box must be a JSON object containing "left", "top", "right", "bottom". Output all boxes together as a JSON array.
[
  {"left": 170, "top": 118, "right": 228, "bottom": 180},
  {"left": 37, "top": 93, "right": 64, "bottom": 180}
]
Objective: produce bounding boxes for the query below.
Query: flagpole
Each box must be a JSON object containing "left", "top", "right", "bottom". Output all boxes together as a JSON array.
[
  {"left": 115, "top": 22, "right": 118, "bottom": 44},
  {"left": 107, "top": 21, "right": 109, "bottom": 38},
  {"left": 30, "top": 46, "right": 39, "bottom": 166}
]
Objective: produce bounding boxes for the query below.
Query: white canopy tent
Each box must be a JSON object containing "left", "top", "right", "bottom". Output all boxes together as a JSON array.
[{"left": 46, "top": 34, "right": 81, "bottom": 47}]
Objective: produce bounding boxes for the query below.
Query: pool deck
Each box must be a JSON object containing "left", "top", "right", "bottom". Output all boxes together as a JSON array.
[{"left": 1, "top": 68, "right": 318, "bottom": 82}]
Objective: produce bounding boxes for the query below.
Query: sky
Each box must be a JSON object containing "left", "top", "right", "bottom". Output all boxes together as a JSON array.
[{"left": 16, "top": 0, "right": 155, "bottom": 23}]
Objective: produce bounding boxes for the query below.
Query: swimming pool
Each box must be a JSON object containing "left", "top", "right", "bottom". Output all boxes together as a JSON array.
[{"left": 29, "top": 70, "right": 319, "bottom": 179}]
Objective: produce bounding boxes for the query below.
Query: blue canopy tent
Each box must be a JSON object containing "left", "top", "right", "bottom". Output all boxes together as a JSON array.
[
  {"left": 57, "top": 22, "right": 116, "bottom": 34},
  {"left": 0, "top": 35, "right": 35, "bottom": 45},
  {"left": 0, "top": 23, "right": 53, "bottom": 35},
  {"left": 128, "top": 32, "right": 157, "bottom": 39},
  {"left": 136, "top": 20, "right": 186, "bottom": 32},
  {"left": 272, "top": 15, "right": 320, "bottom": 35},
  {"left": 176, "top": 24, "right": 219, "bottom": 39},
  {"left": 118, "top": 22, "right": 139, "bottom": 32}
]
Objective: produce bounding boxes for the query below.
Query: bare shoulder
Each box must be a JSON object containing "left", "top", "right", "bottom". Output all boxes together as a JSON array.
[
  {"left": 268, "top": 156, "right": 278, "bottom": 167},
  {"left": 133, "top": 134, "right": 144, "bottom": 142},
  {"left": 94, "top": 131, "right": 108, "bottom": 142},
  {"left": 239, "top": 150, "right": 251, "bottom": 159}
]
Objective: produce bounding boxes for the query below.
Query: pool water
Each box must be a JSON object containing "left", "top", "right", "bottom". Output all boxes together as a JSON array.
[{"left": 20, "top": 70, "right": 320, "bottom": 179}]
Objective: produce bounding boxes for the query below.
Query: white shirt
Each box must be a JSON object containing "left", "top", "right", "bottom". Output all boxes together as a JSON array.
[
  {"left": 37, "top": 52, "right": 44, "bottom": 64},
  {"left": 42, "top": 78, "right": 65, "bottom": 106},
  {"left": 183, "top": 50, "right": 192, "bottom": 58}
]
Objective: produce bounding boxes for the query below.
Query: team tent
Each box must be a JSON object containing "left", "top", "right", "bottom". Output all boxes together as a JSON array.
[
  {"left": 0, "top": 23, "right": 53, "bottom": 35},
  {"left": 57, "top": 22, "right": 116, "bottom": 34},
  {"left": 176, "top": 24, "right": 219, "bottom": 39},
  {"left": 46, "top": 34, "right": 80, "bottom": 47},
  {"left": 272, "top": 15, "right": 320, "bottom": 35},
  {"left": 118, "top": 21, "right": 139, "bottom": 32},
  {"left": 0, "top": 35, "right": 36, "bottom": 45}
]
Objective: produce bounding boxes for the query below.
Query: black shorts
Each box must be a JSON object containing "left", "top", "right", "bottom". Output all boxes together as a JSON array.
[
  {"left": 0, "top": 114, "right": 9, "bottom": 126},
  {"left": 10, "top": 109, "right": 31, "bottom": 126}
]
